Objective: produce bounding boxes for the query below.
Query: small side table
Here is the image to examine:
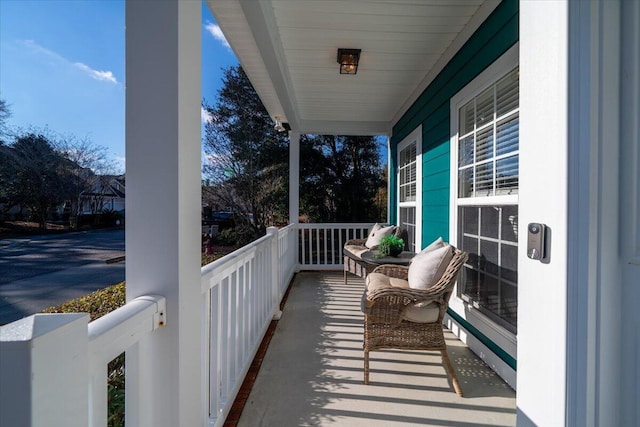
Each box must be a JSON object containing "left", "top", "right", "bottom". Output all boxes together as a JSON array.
[{"left": 360, "top": 251, "right": 415, "bottom": 268}]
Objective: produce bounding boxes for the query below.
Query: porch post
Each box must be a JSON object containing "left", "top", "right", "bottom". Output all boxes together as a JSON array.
[
  {"left": 385, "top": 135, "right": 391, "bottom": 224},
  {"left": 288, "top": 131, "right": 300, "bottom": 224},
  {"left": 267, "top": 226, "right": 282, "bottom": 319},
  {"left": 0, "top": 314, "right": 89, "bottom": 426},
  {"left": 125, "top": 1, "right": 202, "bottom": 426},
  {"left": 519, "top": 1, "right": 570, "bottom": 426}
]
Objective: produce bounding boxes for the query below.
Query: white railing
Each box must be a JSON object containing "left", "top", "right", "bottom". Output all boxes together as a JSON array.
[
  {"left": 88, "top": 295, "right": 165, "bottom": 427},
  {"left": 199, "top": 222, "right": 369, "bottom": 426},
  {"left": 200, "top": 227, "right": 288, "bottom": 426},
  {"left": 0, "top": 223, "right": 371, "bottom": 427},
  {"left": 277, "top": 223, "right": 298, "bottom": 297},
  {"left": 297, "top": 222, "right": 372, "bottom": 270},
  {"left": 0, "top": 295, "right": 165, "bottom": 427}
]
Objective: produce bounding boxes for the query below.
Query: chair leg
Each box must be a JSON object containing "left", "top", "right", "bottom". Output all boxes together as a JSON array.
[
  {"left": 344, "top": 269, "right": 347, "bottom": 285},
  {"left": 441, "top": 349, "right": 463, "bottom": 396},
  {"left": 364, "top": 349, "right": 370, "bottom": 384}
]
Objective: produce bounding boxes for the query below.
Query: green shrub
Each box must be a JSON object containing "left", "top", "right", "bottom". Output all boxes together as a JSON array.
[
  {"left": 214, "top": 224, "right": 259, "bottom": 247},
  {"left": 100, "top": 208, "right": 124, "bottom": 227},
  {"left": 43, "top": 282, "right": 126, "bottom": 320}
]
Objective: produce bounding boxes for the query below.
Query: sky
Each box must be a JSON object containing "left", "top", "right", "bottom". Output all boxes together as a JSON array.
[{"left": 0, "top": 0, "right": 238, "bottom": 173}]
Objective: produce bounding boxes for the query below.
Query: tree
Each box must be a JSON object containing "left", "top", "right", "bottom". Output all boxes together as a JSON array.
[
  {"left": 203, "top": 66, "right": 387, "bottom": 234},
  {"left": 300, "top": 135, "right": 386, "bottom": 222},
  {"left": 56, "top": 136, "right": 117, "bottom": 218},
  {"left": 0, "top": 133, "right": 74, "bottom": 228},
  {"left": 203, "top": 66, "right": 289, "bottom": 234},
  {"left": 0, "top": 99, "right": 10, "bottom": 140}
]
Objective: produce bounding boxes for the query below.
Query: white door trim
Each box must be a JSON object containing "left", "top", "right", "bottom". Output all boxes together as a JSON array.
[{"left": 518, "top": 2, "right": 570, "bottom": 425}]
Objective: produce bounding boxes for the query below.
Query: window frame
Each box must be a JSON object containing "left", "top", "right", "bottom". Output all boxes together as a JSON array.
[
  {"left": 397, "top": 125, "right": 422, "bottom": 252},
  {"left": 449, "top": 44, "right": 519, "bottom": 353}
]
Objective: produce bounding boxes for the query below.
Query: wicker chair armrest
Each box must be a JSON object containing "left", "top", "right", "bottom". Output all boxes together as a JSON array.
[
  {"left": 345, "top": 238, "right": 367, "bottom": 246},
  {"left": 364, "top": 293, "right": 413, "bottom": 323},
  {"left": 367, "top": 247, "right": 469, "bottom": 318},
  {"left": 365, "top": 287, "right": 447, "bottom": 324},
  {"left": 371, "top": 264, "right": 409, "bottom": 279},
  {"left": 367, "top": 286, "right": 448, "bottom": 305}
]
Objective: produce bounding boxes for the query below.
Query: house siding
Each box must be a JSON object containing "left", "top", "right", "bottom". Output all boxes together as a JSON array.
[{"left": 390, "top": 0, "right": 519, "bottom": 247}]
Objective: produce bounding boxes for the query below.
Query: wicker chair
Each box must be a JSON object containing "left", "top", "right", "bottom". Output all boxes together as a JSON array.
[
  {"left": 363, "top": 246, "right": 468, "bottom": 396},
  {"left": 343, "top": 227, "right": 408, "bottom": 284}
]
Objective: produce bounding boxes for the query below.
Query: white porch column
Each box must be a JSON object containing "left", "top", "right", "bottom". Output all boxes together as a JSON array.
[
  {"left": 519, "top": 2, "right": 569, "bottom": 426},
  {"left": 289, "top": 131, "right": 300, "bottom": 223},
  {"left": 385, "top": 135, "right": 391, "bottom": 223},
  {"left": 125, "top": 1, "right": 202, "bottom": 426}
]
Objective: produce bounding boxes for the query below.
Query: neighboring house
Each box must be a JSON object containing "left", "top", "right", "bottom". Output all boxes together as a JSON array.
[{"left": 78, "top": 175, "right": 125, "bottom": 215}]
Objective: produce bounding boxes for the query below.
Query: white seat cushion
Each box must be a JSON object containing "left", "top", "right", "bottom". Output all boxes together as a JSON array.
[
  {"left": 407, "top": 244, "right": 454, "bottom": 290},
  {"left": 366, "top": 272, "right": 409, "bottom": 291},
  {"left": 402, "top": 302, "right": 440, "bottom": 323},
  {"left": 364, "top": 272, "right": 440, "bottom": 323}
]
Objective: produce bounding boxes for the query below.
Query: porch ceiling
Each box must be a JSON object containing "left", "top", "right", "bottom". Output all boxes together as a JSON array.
[{"left": 206, "top": 0, "right": 500, "bottom": 136}]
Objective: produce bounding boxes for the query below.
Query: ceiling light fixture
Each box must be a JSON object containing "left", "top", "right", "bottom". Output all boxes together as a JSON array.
[{"left": 337, "top": 48, "right": 361, "bottom": 75}]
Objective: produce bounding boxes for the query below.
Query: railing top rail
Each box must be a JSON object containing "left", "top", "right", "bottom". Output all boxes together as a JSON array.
[
  {"left": 296, "top": 222, "right": 374, "bottom": 229},
  {"left": 201, "top": 233, "right": 272, "bottom": 277},
  {"left": 88, "top": 295, "right": 165, "bottom": 367},
  {"left": 279, "top": 223, "right": 297, "bottom": 233}
]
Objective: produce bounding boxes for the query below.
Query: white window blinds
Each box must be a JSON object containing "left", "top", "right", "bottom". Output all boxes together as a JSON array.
[
  {"left": 457, "top": 68, "right": 519, "bottom": 198},
  {"left": 399, "top": 142, "right": 417, "bottom": 202}
]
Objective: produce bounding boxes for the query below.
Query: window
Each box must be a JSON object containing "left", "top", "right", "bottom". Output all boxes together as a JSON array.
[
  {"left": 458, "top": 205, "right": 518, "bottom": 332},
  {"left": 451, "top": 52, "right": 519, "bottom": 334},
  {"left": 457, "top": 68, "right": 519, "bottom": 199},
  {"left": 397, "top": 126, "right": 421, "bottom": 252}
]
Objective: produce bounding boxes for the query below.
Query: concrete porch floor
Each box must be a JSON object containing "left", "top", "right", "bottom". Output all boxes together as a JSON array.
[{"left": 237, "top": 272, "right": 516, "bottom": 426}]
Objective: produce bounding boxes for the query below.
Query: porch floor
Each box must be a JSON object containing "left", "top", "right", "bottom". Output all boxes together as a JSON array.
[{"left": 237, "top": 272, "right": 516, "bottom": 426}]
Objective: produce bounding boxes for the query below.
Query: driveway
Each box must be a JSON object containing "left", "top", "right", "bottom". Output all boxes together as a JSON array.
[{"left": 0, "top": 228, "right": 125, "bottom": 325}]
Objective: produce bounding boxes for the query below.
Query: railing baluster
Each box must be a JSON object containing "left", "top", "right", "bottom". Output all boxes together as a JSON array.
[
  {"left": 210, "top": 285, "right": 220, "bottom": 418},
  {"left": 308, "top": 227, "right": 313, "bottom": 265},
  {"left": 319, "top": 226, "right": 322, "bottom": 264}
]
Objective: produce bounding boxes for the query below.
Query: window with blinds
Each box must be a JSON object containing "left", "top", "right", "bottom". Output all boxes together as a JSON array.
[
  {"left": 454, "top": 65, "right": 519, "bottom": 333},
  {"left": 399, "top": 143, "right": 417, "bottom": 203},
  {"left": 458, "top": 68, "right": 519, "bottom": 198}
]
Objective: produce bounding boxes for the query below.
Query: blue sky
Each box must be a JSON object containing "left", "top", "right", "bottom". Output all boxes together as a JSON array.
[{"left": 0, "top": 0, "right": 237, "bottom": 173}]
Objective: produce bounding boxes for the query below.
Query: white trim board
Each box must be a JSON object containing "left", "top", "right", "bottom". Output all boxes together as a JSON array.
[
  {"left": 397, "top": 125, "right": 422, "bottom": 251},
  {"left": 444, "top": 315, "right": 517, "bottom": 390}
]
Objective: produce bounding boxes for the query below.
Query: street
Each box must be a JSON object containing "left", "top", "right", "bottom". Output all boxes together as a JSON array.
[{"left": 0, "top": 228, "right": 125, "bottom": 325}]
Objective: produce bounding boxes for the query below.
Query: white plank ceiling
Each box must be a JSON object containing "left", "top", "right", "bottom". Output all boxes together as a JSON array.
[{"left": 207, "top": 0, "right": 497, "bottom": 135}]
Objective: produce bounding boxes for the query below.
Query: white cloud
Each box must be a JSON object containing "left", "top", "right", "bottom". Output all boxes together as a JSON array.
[
  {"left": 19, "top": 39, "right": 119, "bottom": 85},
  {"left": 73, "top": 63, "right": 118, "bottom": 84},
  {"left": 201, "top": 107, "right": 213, "bottom": 124},
  {"left": 204, "top": 22, "right": 231, "bottom": 50},
  {"left": 20, "top": 39, "right": 55, "bottom": 57},
  {"left": 113, "top": 156, "right": 126, "bottom": 174}
]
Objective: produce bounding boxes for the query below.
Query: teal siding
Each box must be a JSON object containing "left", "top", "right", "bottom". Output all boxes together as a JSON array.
[
  {"left": 390, "top": 0, "right": 518, "bottom": 248},
  {"left": 388, "top": 0, "right": 519, "bottom": 371}
]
